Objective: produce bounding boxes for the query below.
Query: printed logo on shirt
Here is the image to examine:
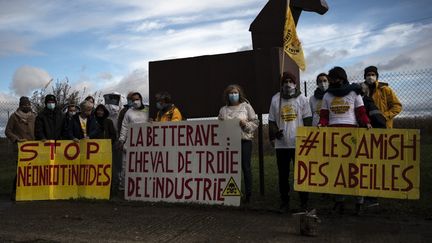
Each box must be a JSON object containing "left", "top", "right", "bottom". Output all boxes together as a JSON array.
[
  {"left": 281, "top": 104, "right": 297, "bottom": 121},
  {"left": 330, "top": 97, "right": 350, "bottom": 114}
]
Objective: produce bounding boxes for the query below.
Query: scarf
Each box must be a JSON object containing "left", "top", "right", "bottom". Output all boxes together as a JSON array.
[
  {"left": 313, "top": 88, "right": 325, "bottom": 99},
  {"left": 15, "top": 109, "right": 33, "bottom": 124}
]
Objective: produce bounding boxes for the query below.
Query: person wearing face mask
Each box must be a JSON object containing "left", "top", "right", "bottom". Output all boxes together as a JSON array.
[
  {"left": 5, "top": 96, "right": 36, "bottom": 201},
  {"left": 318, "top": 66, "right": 371, "bottom": 215},
  {"left": 218, "top": 85, "right": 258, "bottom": 204},
  {"left": 309, "top": 73, "right": 329, "bottom": 127},
  {"left": 117, "top": 92, "right": 134, "bottom": 137},
  {"left": 363, "top": 66, "right": 402, "bottom": 128},
  {"left": 65, "top": 101, "right": 100, "bottom": 142},
  {"left": 34, "top": 94, "right": 65, "bottom": 141},
  {"left": 154, "top": 91, "right": 183, "bottom": 122},
  {"left": 118, "top": 92, "right": 149, "bottom": 192},
  {"left": 268, "top": 71, "right": 312, "bottom": 212}
]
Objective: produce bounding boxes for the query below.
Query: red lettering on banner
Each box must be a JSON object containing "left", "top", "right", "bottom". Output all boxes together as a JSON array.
[
  {"left": 401, "top": 165, "right": 414, "bottom": 192},
  {"left": 348, "top": 163, "right": 359, "bottom": 188},
  {"left": 178, "top": 151, "right": 192, "bottom": 173},
  {"left": 86, "top": 142, "right": 99, "bottom": 159},
  {"left": 136, "top": 127, "right": 143, "bottom": 146},
  {"left": 391, "top": 164, "right": 400, "bottom": 191},
  {"left": 44, "top": 141, "right": 61, "bottom": 160},
  {"left": 330, "top": 132, "right": 338, "bottom": 157},
  {"left": 319, "top": 162, "right": 329, "bottom": 186},
  {"left": 322, "top": 132, "right": 329, "bottom": 156},
  {"left": 341, "top": 133, "right": 352, "bottom": 158},
  {"left": 334, "top": 165, "right": 346, "bottom": 188},
  {"left": 19, "top": 143, "right": 39, "bottom": 162},
  {"left": 359, "top": 163, "right": 368, "bottom": 189},
  {"left": 178, "top": 125, "right": 186, "bottom": 146},
  {"left": 64, "top": 142, "right": 80, "bottom": 160},
  {"left": 356, "top": 136, "right": 369, "bottom": 158}
]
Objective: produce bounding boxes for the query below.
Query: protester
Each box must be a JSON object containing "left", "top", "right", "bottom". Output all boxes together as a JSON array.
[
  {"left": 103, "top": 92, "right": 122, "bottom": 133},
  {"left": 310, "top": 73, "right": 328, "bottom": 127},
  {"left": 117, "top": 92, "right": 134, "bottom": 137},
  {"left": 360, "top": 83, "right": 387, "bottom": 129},
  {"left": 154, "top": 91, "right": 183, "bottom": 121},
  {"left": 5, "top": 96, "right": 36, "bottom": 200},
  {"left": 268, "top": 71, "right": 312, "bottom": 212},
  {"left": 65, "top": 101, "right": 100, "bottom": 141},
  {"left": 118, "top": 92, "right": 149, "bottom": 192},
  {"left": 318, "top": 66, "right": 371, "bottom": 215},
  {"left": 94, "top": 104, "right": 117, "bottom": 141},
  {"left": 218, "top": 85, "right": 258, "bottom": 203},
  {"left": 363, "top": 66, "right": 402, "bottom": 128},
  {"left": 34, "top": 94, "right": 65, "bottom": 140}
]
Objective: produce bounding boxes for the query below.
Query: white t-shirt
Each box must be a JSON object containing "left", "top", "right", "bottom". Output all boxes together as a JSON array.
[
  {"left": 218, "top": 102, "right": 258, "bottom": 140},
  {"left": 321, "top": 91, "right": 364, "bottom": 126},
  {"left": 309, "top": 95, "right": 323, "bottom": 127},
  {"left": 268, "top": 92, "right": 312, "bottom": 149}
]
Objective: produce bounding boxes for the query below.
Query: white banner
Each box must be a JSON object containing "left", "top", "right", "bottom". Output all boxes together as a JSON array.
[{"left": 125, "top": 120, "right": 242, "bottom": 206}]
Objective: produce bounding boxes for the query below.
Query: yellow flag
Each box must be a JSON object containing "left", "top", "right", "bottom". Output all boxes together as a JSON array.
[{"left": 283, "top": 7, "right": 306, "bottom": 71}]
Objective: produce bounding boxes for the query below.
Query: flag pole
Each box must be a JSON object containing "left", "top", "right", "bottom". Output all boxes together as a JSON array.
[{"left": 279, "top": 0, "right": 290, "bottom": 130}]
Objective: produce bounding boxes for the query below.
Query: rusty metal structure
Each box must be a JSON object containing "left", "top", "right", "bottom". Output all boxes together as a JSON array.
[{"left": 149, "top": 0, "right": 328, "bottom": 194}]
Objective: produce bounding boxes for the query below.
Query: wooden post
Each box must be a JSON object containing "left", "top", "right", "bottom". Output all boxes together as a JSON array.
[{"left": 258, "top": 113, "right": 265, "bottom": 195}]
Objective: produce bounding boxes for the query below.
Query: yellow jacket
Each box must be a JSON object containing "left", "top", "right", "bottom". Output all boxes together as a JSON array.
[
  {"left": 156, "top": 105, "right": 183, "bottom": 122},
  {"left": 370, "top": 81, "right": 402, "bottom": 128}
]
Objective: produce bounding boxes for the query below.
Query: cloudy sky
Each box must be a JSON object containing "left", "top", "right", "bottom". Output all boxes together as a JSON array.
[{"left": 0, "top": 0, "right": 431, "bottom": 103}]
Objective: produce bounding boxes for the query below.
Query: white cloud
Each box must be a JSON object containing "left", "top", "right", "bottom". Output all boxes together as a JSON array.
[
  {"left": 100, "top": 69, "right": 149, "bottom": 102},
  {"left": 10, "top": 66, "right": 52, "bottom": 96}
]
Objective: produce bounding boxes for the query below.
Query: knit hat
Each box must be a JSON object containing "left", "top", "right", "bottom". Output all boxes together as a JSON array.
[
  {"left": 280, "top": 71, "right": 297, "bottom": 85},
  {"left": 364, "top": 66, "right": 379, "bottom": 79},
  {"left": 328, "top": 66, "right": 348, "bottom": 83},
  {"left": 44, "top": 94, "right": 56, "bottom": 105},
  {"left": 19, "top": 96, "right": 31, "bottom": 106}
]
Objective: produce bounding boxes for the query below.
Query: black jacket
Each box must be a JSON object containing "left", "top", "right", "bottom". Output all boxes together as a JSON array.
[
  {"left": 35, "top": 107, "right": 65, "bottom": 140},
  {"left": 95, "top": 104, "right": 117, "bottom": 141},
  {"left": 65, "top": 113, "right": 100, "bottom": 140}
]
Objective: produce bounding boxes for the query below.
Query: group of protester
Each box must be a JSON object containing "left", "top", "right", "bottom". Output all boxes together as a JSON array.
[
  {"left": 269, "top": 65, "right": 401, "bottom": 215},
  {"left": 5, "top": 65, "right": 401, "bottom": 215},
  {"left": 5, "top": 91, "right": 183, "bottom": 198}
]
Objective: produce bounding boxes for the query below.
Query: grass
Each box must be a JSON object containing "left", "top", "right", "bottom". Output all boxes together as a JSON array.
[{"left": 1, "top": 137, "right": 431, "bottom": 217}]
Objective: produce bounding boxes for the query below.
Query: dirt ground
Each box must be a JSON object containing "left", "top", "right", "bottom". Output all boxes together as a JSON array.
[{"left": 1, "top": 196, "right": 432, "bottom": 243}]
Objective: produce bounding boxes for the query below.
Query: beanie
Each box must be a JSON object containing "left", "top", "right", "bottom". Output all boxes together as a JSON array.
[
  {"left": 280, "top": 71, "right": 297, "bottom": 85},
  {"left": 19, "top": 96, "right": 31, "bottom": 106},
  {"left": 44, "top": 94, "right": 56, "bottom": 105},
  {"left": 364, "top": 66, "right": 379, "bottom": 79},
  {"left": 328, "top": 66, "right": 348, "bottom": 83}
]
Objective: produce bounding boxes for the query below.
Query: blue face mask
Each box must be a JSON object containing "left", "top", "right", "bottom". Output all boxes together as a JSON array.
[
  {"left": 228, "top": 93, "right": 240, "bottom": 104},
  {"left": 47, "top": 103, "right": 56, "bottom": 110}
]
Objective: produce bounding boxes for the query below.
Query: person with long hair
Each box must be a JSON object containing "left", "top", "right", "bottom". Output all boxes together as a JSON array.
[{"left": 218, "top": 84, "right": 258, "bottom": 204}]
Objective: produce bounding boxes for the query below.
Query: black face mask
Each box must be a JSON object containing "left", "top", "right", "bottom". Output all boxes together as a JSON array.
[{"left": 330, "top": 82, "right": 342, "bottom": 88}]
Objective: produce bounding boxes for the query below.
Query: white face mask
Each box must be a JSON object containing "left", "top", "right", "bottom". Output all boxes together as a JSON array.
[
  {"left": 133, "top": 100, "right": 141, "bottom": 109},
  {"left": 366, "top": 75, "right": 377, "bottom": 84},
  {"left": 319, "top": 82, "right": 329, "bottom": 91},
  {"left": 68, "top": 111, "right": 76, "bottom": 116}
]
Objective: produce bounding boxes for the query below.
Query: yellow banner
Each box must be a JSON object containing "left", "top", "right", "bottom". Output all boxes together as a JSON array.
[
  {"left": 16, "top": 139, "right": 112, "bottom": 201},
  {"left": 283, "top": 6, "right": 306, "bottom": 71},
  {"left": 294, "top": 127, "right": 420, "bottom": 199}
]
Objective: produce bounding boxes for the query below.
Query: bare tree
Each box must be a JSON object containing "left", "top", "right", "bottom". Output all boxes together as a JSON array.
[{"left": 30, "top": 77, "right": 79, "bottom": 113}]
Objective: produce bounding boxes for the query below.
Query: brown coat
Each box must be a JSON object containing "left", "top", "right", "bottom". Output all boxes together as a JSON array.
[{"left": 5, "top": 110, "right": 36, "bottom": 143}]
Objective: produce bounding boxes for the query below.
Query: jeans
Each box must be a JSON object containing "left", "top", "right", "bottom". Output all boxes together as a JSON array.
[{"left": 275, "top": 148, "right": 308, "bottom": 206}]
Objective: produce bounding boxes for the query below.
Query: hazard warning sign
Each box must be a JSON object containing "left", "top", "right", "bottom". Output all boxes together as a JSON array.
[{"left": 222, "top": 177, "right": 241, "bottom": 196}]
